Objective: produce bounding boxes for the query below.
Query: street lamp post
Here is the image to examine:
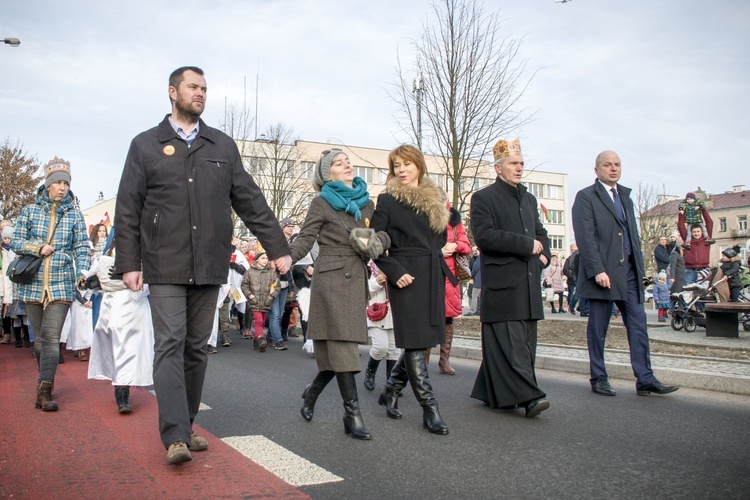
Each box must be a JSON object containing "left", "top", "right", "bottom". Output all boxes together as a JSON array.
[
  {"left": 412, "top": 74, "right": 424, "bottom": 151},
  {"left": 3, "top": 38, "right": 21, "bottom": 47}
]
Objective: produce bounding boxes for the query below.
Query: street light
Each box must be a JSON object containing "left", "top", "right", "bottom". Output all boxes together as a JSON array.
[
  {"left": 3, "top": 38, "right": 21, "bottom": 47},
  {"left": 412, "top": 74, "right": 424, "bottom": 151}
]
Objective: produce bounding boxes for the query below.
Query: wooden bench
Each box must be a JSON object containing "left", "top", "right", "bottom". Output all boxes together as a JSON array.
[{"left": 703, "top": 302, "right": 750, "bottom": 338}]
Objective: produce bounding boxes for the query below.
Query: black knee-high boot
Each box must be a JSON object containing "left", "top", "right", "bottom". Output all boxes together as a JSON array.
[
  {"left": 385, "top": 359, "right": 397, "bottom": 383},
  {"left": 14, "top": 326, "right": 23, "bottom": 348},
  {"left": 336, "top": 372, "right": 372, "bottom": 440},
  {"left": 301, "top": 370, "right": 335, "bottom": 421},
  {"left": 378, "top": 354, "right": 408, "bottom": 419},
  {"left": 363, "top": 356, "right": 381, "bottom": 391},
  {"left": 22, "top": 325, "right": 31, "bottom": 347},
  {"left": 404, "top": 349, "right": 449, "bottom": 435}
]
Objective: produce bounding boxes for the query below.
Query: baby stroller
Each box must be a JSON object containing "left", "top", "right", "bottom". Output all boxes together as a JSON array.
[{"left": 670, "top": 272, "right": 726, "bottom": 333}]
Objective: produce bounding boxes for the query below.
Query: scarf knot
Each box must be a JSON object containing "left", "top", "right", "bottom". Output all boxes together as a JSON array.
[{"left": 320, "top": 177, "right": 370, "bottom": 220}]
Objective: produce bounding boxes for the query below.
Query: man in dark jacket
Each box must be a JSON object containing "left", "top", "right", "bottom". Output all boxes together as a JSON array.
[
  {"left": 572, "top": 150, "right": 677, "bottom": 398},
  {"left": 469, "top": 138, "right": 551, "bottom": 418},
  {"left": 115, "top": 66, "right": 291, "bottom": 465},
  {"left": 653, "top": 236, "right": 670, "bottom": 273}
]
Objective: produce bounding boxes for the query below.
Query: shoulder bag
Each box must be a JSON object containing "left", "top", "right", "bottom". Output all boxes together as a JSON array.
[
  {"left": 452, "top": 226, "right": 471, "bottom": 282},
  {"left": 6, "top": 216, "right": 62, "bottom": 284}
]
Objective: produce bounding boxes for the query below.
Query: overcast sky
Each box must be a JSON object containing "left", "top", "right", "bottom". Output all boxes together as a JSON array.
[{"left": 2, "top": 0, "right": 748, "bottom": 210}]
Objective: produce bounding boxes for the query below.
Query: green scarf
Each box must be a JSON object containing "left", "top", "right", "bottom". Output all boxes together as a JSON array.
[{"left": 319, "top": 177, "right": 369, "bottom": 221}]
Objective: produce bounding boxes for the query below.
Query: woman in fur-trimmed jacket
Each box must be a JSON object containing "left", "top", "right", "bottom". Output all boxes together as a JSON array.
[{"left": 371, "top": 144, "right": 454, "bottom": 436}]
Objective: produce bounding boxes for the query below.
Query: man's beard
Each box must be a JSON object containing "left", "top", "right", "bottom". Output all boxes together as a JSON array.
[{"left": 175, "top": 96, "right": 204, "bottom": 121}]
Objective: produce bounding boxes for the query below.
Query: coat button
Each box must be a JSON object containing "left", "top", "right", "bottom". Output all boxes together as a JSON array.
[
  {"left": 524, "top": 228, "right": 528, "bottom": 233},
  {"left": 345, "top": 272, "right": 352, "bottom": 279},
  {"left": 193, "top": 226, "right": 197, "bottom": 230},
  {"left": 188, "top": 178, "right": 194, "bottom": 182}
]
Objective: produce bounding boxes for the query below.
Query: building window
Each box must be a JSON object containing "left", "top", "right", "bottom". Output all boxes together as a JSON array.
[
  {"left": 473, "top": 177, "right": 490, "bottom": 190},
  {"left": 354, "top": 165, "right": 373, "bottom": 183},
  {"left": 427, "top": 173, "right": 444, "bottom": 189},
  {"left": 719, "top": 218, "right": 727, "bottom": 232},
  {"left": 739, "top": 215, "right": 748, "bottom": 231},
  {"left": 547, "top": 185, "right": 563, "bottom": 200},
  {"left": 375, "top": 168, "right": 388, "bottom": 184},
  {"left": 300, "top": 161, "right": 315, "bottom": 179},
  {"left": 549, "top": 235, "right": 564, "bottom": 250},
  {"left": 527, "top": 182, "right": 545, "bottom": 199},
  {"left": 548, "top": 210, "right": 564, "bottom": 224}
]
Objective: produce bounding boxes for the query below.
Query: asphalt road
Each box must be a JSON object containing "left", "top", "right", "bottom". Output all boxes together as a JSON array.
[{"left": 199, "top": 330, "right": 750, "bottom": 499}]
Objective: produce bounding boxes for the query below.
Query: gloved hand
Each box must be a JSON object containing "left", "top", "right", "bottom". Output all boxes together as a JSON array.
[{"left": 349, "top": 228, "right": 384, "bottom": 260}]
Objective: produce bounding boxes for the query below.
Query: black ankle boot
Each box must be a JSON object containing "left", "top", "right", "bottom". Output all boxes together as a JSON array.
[
  {"left": 300, "top": 371, "right": 335, "bottom": 421},
  {"left": 378, "top": 355, "right": 407, "bottom": 419},
  {"left": 22, "top": 325, "right": 31, "bottom": 347},
  {"left": 14, "top": 327, "right": 23, "bottom": 348},
  {"left": 404, "top": 349, "right": 449, "bottom": 435},
  {"left": 363, "top": 356, "right": 381, "bottom": 391},
  {"left": 115, "top": 386, "right": 132, "bottom": 414},
  {"left": 336, "top": 372, "right": 372, "bottom": 440}
]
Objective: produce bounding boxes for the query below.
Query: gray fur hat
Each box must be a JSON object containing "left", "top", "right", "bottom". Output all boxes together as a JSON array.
[{"left": 312, "top": 149, "right": 344, "bottom": 191}]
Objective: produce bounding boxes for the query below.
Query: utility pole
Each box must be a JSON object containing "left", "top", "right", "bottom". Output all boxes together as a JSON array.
[{"left": 412, "top": 73, "right": 424, "bottom": 150}]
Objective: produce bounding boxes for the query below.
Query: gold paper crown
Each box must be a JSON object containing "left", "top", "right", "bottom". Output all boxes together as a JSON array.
[
  {"left": 44, "top": 156, "right": 71, "bottom": 177},
  {"left": 492, "top": 139, "right": 522, "bottom": 161}
]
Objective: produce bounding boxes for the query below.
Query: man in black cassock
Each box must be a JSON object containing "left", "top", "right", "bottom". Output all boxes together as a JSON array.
[{"left": 469, "top": 138, "right": 552, "bottom": 418}]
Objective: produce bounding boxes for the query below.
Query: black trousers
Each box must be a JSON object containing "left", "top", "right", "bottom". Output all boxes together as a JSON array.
[{"left": 149, "top": 284, "right": 220, "bottom": 448}]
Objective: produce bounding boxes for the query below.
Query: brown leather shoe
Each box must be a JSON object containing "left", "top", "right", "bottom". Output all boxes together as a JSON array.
[
  {"left": 35, "top": 381, "right": 58, "bottom": 411},
  {"left": 189, "top": 432, "right": 208, "bottom": 451},
  {"left": 166, "top": 441, "right": 192, "bottom": 465}
]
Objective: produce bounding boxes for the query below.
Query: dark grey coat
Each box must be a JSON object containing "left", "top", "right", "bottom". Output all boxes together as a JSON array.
[
  {"left": 572, "top": 180, "right": 646, "bottom": 302},
  {"left": 470, "top": 178, "right": 551, "bottom": 323},
  {"left": 669, "top": 249, "right": 685, "bottom": 294},
  {"left": 115, "top": 116, "right": 289, "bottom": 285},
  {"left": 289, "top": 196, "right": 377, "bottom": 344}
]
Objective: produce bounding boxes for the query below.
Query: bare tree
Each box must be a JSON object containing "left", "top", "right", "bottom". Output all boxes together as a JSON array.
[
  {"left": 241, "top": 123, "right": 311, "bottom": 224},
  {"left": 634, "top": 182, "right": 677, "bottom": 276},
  {"left": 0, "top": 138, "right": 43, "bottom": 220},
  {"left": 390, "top": 0, "right": 533, "bottom": 212}
]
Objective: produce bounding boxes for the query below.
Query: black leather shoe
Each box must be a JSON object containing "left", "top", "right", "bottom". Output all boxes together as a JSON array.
[
  {"left": 524, "top": 398, "right": 550, "bottom": 418},
  {"left": 636, "top": 381, "right": 679, "bottom": 396},
  {"left": 591, "top": 378, "right": 616, "bottom": 396}
]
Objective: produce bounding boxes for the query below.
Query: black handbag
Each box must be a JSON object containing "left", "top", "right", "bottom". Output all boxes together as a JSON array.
[
  {"left": 6, "top": 254, "right": 44, "bottom": 284},
  {"left": 6, "top": 216, "right": 62, "bottom": 284}
]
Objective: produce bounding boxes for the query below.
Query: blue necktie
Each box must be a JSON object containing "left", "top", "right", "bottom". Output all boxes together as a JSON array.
[{"left": 611, "top": 188, "right": 631, "bottom": 256}]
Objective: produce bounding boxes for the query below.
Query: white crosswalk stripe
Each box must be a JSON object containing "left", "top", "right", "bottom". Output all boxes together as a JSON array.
[{"left": 222, "top": 435, "right": 344, "bottom": 486}]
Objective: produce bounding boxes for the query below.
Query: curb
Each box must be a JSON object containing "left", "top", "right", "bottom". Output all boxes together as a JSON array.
[{"left": 434, "top": 343, "right": 750, "bottom": 397}]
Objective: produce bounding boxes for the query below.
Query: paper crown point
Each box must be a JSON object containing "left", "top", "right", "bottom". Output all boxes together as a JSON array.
[{"left": 44, "top": 156, "right": 71, "bottom": 177}]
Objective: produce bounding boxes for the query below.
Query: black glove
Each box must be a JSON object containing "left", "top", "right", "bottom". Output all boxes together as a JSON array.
[
  {"left": 108, "top": 268, "right": 123, "bottom": 281},
  {"left": 229, "top": 262, "right": 247, "bottom": 275}
]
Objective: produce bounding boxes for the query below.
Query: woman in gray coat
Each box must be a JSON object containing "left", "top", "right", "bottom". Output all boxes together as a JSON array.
[
  {"left": 669, "top": 244, "right": 685, "bottom": 294},
  {"left": 290, "top": 149, "right": 388, "bottom": 440}
]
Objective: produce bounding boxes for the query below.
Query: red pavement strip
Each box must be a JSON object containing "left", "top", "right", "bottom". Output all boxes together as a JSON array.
[{"left": 0, "top": 346, "right": 310, "bottom": 499}]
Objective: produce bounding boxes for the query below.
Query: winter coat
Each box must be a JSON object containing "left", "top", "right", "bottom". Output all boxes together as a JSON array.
[
  {"left": 471, "top": 255, "right": 482, "bottom": 290},
  {"left": 669, "top": 248, "right": 685, "bottom": 294},
  {"left": 544, "top": 262, "right": 565, "bottom": 293},
  {"left": 444, "top": 207, "right": 472, "bottom": 318},
  {"left": 572, "top": 181, "right": 647, "bottom": 302},
  {"left": 241, "top": 263, "right": 280, "bottom": 313},
  {"left": 1, "top": 245, "right": 14, "bottom": 305},
  {"left": 470, "top": 177, "right": 551, "bottom": 323},
  {"left": 653, "top": 244, "right": 671, "bottom": 273},
  {"left": 720, "top": 257, "right": 742, "bottom": 289},
  {"left": 678, "top": 211, "right": 712, "bottom": 269},
  {"left": 373, "top": 177, "right": 453, "bottom": 349},
  {"left": 653, "top": 281, "right": 671, "bottom": 305},
  {"left": 11, "top": 186, "right": 91, "bottom": 304},
  {"left": 114, "top": 115, "right": 289, "bottom": 285},
  {"left": 290, "top": 196, "right": 387, "bottom": 344}
]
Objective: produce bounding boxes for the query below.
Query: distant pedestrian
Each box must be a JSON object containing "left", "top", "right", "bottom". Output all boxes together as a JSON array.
[
  {"left": 241, "top": 251, "right": 280, "bottom": 351},
  {"left": 653, "top": 272, "right": 671, "bottom": 322}
]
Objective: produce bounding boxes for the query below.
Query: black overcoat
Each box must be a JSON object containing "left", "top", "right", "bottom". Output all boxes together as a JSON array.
[
  {"left": 372, "top": 190, "right": 452, "bottom": 349},
  {"left": 572, "top": 181, "right": 646, "bottom": 302},
  {"left": 470, "top": 178, "right": 551, "bottom": 323}
]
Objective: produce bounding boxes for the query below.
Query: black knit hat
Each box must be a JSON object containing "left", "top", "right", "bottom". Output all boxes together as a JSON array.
[{"left": 722, "top": 245, "right": 741, "bottom": 259}]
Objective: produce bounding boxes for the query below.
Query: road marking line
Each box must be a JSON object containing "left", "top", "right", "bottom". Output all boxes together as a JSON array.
[{"left": 222, "top": 435, "right": 344, "bottom": 486}]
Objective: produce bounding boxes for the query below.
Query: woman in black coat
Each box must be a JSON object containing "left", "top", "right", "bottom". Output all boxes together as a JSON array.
[{"left": 372, "top": 144, "right": 454, "bottom": 435}]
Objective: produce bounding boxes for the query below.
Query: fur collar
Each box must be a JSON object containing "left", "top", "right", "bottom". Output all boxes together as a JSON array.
[{"left": 385, "top": 177, "right": 450, "bottom": 233}]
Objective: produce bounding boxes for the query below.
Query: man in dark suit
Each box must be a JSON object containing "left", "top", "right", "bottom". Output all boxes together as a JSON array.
[
  {"left": 572, "top": 150, "right": 678, "bottom": 397},
  {"left": 470, "top": 138, "right": 552, "bottom": 418}
]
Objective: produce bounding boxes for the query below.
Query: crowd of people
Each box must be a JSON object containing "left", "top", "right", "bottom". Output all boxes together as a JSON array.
[{"left": 8, "top": 65, "right": 749, "bottom": 468}]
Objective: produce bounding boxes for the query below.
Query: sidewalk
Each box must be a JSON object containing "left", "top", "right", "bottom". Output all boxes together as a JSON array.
[
  {"left": 0, "top": 347, "right": 309, "bottom": 499},
  {"left": 449, "top": 310, "right": 750, "bottom": 396}
]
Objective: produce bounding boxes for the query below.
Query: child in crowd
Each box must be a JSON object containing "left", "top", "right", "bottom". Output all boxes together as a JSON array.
[
  {"left": 653, "top": 271, "right": 672, "bottom": 322},
  {"left": 88, "top": 240, "right": 155, "bottom": 414},
  {"left": 363, "top": 261, "right": 398, "bottom": 392},
  {"left": 720, "top": 245, "right": 743, "bottom": 302},
  {"left": 61, "top": 286, "right": 94, "bottom": 361},
  {"left": 679, "top": 192, "right": 714, "bottom": 248},
  {"left": 241, "top": 252, "right": 280, "bottom": 353}
]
